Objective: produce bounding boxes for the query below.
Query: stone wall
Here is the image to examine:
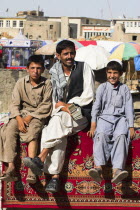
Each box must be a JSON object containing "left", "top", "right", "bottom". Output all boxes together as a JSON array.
[{"left": 0, "top": 68, "right": 50, "bottom": 113}]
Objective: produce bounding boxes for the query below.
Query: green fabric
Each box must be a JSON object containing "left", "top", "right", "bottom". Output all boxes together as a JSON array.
[{"left": 123, "top": 43, "right": 138, "bottom": 60}]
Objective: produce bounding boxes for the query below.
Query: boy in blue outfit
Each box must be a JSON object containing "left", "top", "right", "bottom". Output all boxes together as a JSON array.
[{"left": 87, "top": 60, "right": 135, "bottom": 184}]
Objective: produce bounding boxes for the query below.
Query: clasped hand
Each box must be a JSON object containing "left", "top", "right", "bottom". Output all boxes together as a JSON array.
[
  {"left": 55, "top": 101, "right": 71, "bottom": 114},
  {"left": 16, "top": 115, "right": 33, "bottom": 133}
]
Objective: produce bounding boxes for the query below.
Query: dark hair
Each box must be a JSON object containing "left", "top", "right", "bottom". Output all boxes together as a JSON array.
[
  {"left": 106, "top": 61, "right": 123, "bottom": 73},
  {"left": 56, "top": 40, "right": 75, "bottom": 54},
  {"left": 27, "top": 55, "right": 44, "bottom": 68}
]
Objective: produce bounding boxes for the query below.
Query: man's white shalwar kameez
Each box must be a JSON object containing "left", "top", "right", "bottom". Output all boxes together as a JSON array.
[{"left": 41, "top": 62, "right": 95, "bottom": 174}]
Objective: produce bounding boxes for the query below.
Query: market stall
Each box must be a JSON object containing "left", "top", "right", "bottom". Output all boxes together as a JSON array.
[{"left": 0, "top": 33, "right": 42, "bottom": 69}]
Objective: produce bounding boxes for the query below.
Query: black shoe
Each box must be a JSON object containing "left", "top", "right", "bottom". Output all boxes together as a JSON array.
[
  {"left": 45, "top": 178, "right": 60, "bottom": 193},
  {"left": 23, "top": 157, "right": 44, "bottom": 176}
]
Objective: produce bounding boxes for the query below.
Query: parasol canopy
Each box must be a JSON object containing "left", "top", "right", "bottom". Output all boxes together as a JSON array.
[
  {"left": 110, "top": 42, "right": 140, "bottom": 61},
  {"left": 78, "top": 40, "right": 97, "bottom": 46},
  {"left": 97, "top": 40, "right": 123, "bottom": 53},
  {"left": 75, "top": 45, "right": 110, "bottom": 70},
  {"left": 35, "top": 43, "right": 56, "bottom": 55},
  {"left": 35, "top": 39, "right": 83, "bottom": 55}
]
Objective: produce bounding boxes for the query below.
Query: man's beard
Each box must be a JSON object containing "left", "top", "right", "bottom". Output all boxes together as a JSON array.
[{"left": 63, "top": 59, "right": 74, "bottom": 68}]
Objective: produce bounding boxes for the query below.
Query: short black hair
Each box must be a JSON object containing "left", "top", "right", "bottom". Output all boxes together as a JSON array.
[
  {"left": 56, "top": 40, "right": 75, "bottom": 54},
  {"left": 106, "top": 61, "right": 123, "bottom": 73},
  {"left": 27, "top": 55, "right": 44, "bottom": 68}
]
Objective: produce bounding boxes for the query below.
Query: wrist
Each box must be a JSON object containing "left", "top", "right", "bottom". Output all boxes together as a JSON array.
[{"left": 16, "top": 115, "right": 22, "bottom": 120}]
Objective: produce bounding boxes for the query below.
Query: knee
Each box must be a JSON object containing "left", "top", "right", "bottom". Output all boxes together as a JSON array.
[
  {"left": 7, "top": 119, "right": 18, "bottom": 131},
  {"left": 95, "top": 132, "right": 106, "bottom": 141}
]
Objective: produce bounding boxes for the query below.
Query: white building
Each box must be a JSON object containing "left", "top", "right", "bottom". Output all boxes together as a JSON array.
[{"left": 112, "top": 18, "right": 140, "bottom": 42}]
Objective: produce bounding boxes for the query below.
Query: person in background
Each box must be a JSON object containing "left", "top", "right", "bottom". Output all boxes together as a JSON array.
[{"left": 87, "top": 59, "right": 135, "bottom": 184}]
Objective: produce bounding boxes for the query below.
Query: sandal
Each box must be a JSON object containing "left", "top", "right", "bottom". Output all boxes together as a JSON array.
[
  {"left": 111, "top": 169, "right": 128, "bottom": 184},
  {"left": 26, "top": 169, "right": 36, "bottom": 184},
  {"left": 0, "top": 169, "right": 18, "bottom": 182},
  {"left": 88, "top": 168, "right": 103, "bottom": 182}
]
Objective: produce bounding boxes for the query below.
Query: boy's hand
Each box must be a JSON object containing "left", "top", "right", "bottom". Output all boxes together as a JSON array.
[
  {"left": 23, "top": 115, "right": 33, "bottom": 126},
  {"left": 87, "top": 122, "right": 96, "bottom": 138},
  {"left": 16, "top": 115, "right": 27, "bottom": 133},
  {"left": 87, "top": 130, "right": 95, "bottom": 138},
  {"left": 129, "top": 127, "right": 135, "bottom": 140}
]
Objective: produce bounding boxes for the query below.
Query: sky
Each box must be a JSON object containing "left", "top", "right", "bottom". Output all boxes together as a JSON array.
[{"left": 0, "top": 0, "right": 140, "bottom": 20}]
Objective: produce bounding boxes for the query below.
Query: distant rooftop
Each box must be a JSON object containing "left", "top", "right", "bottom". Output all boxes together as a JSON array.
[
  {"left": 113, "top": 16, "right": 140, "bottom": 21},
  {"left": 48, "top": 16, "right": 110, "bottom": 21},
  {"left": 16, "top": 10, "right": 44, "bottom": 17}
]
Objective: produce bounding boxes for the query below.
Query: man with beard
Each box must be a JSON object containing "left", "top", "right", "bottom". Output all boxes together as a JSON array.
[{"left": 23, "top": 40, "right": 95, "bottom": 192}]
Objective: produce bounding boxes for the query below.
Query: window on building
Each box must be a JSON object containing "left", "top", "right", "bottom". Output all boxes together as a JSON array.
[
  {"left": 50, "top": 25, "right": 53, "bottom": 29},
  {"left": 89, "top": 32, "right": 92, "bottom": 38},
  {"left": 127, "top": 22, "right": 129, "bottom": 27},
  {"left": 134, "top": 22, "right": 137, "bottom": 27},
  {"left": 13, "top": 21, "right": 17, "bottom": 27},
  {"left": 0, "top": 20, "right": 3, "bottom": 27},
  {"left": 138, "top": 22, "right": 140, "bottom": 27},
  {"left": 6, "top": 20, "right": 10, "bottom": 27},
  {"left": 130, "top": 22, "right": 133, "bottom": 27},
  {"left": 19, "top": 21, "right": 23, "bottom": 27},
  {"left": 86, "top": 19, "right": 89, "bottom": 24},
  {"left": 132, "top": 36, "right": 137, "bottom": 41}
]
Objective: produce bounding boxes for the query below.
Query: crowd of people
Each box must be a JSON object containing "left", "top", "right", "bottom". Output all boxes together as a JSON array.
[{"left": 0, "top": 40, "right": 135, "bottom": 193}]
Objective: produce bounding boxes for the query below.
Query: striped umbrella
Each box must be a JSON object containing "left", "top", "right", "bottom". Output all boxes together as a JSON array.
[{"left": 110, "top": 42, "right": 140, "bottom": 61}]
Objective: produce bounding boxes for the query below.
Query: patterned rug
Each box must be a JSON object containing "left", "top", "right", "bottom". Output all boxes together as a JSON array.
[{"left": 2, "top": 128, "right": 140, "bottom": 209}]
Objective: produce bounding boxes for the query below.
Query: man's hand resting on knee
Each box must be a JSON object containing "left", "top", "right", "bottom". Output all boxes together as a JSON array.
[{"left": 55, "top": 101, "right": 71, "bottom": 114}]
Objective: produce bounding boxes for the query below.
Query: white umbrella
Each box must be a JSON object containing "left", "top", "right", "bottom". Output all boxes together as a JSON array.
[{"left": 75, "top": 45, "right": 110, "bottom": 70}]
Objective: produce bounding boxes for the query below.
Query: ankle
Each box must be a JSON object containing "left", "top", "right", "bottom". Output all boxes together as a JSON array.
[
  {"left": 37, "top": 156, "right": 45, "bottom": 163},
  {"left": 8, "top": 164, "right": 15, "bottom": 170},
  {"left": 52, "top": 175, "right": 59, "bottom": 179},
  {"left": 113, "top": 168, "right": 119, "bottom": 173},
  {"left": 94, "top": 166, "right": 102, "bottom": 170}
]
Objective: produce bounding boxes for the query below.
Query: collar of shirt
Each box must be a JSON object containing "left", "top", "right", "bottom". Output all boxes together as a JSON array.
[
  {"left": 25, "top": 75, "right": 45, "bottom": 87},
  {"left": 107, "top": 81, "right": 120, "bottom": 90},
  {"left": 63, "top": 61, "right": 77, "bottom": 80}
]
